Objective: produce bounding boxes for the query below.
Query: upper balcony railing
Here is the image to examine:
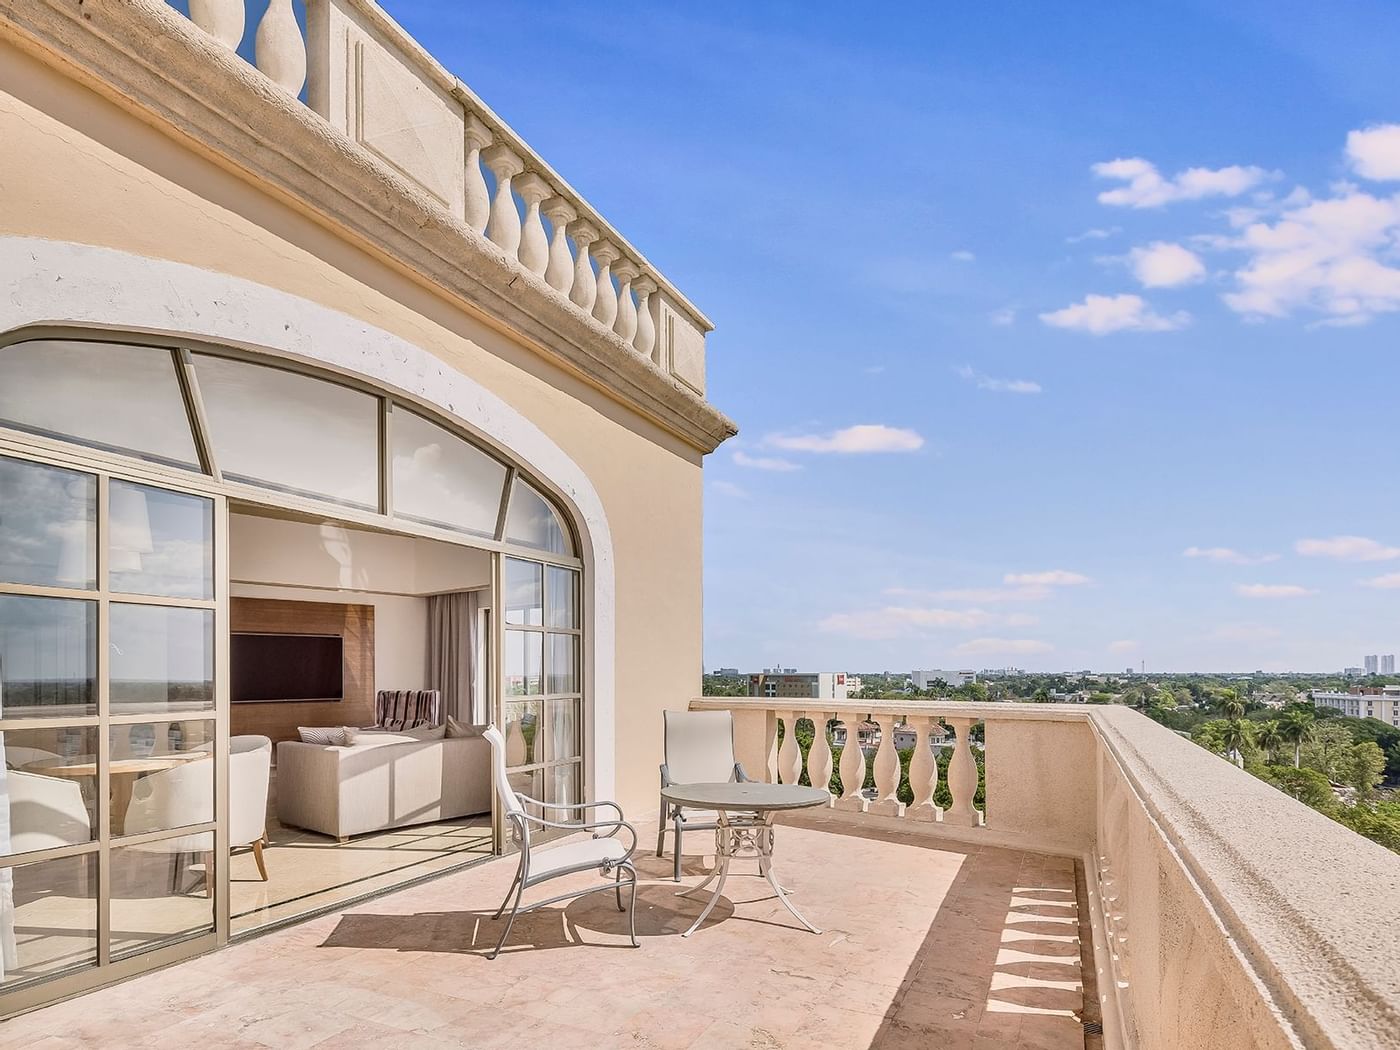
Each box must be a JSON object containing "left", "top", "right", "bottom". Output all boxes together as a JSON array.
[
  {"left": 691, "top": 697, "right": 1400, "bottom": 1050},
  {"left": 167, "top": 0, "right": 712, "bottom": 398}
]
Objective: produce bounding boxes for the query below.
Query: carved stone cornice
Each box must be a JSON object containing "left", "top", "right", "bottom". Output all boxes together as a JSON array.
[{"left": 0, "top": 0, "right": 737, "bottom": 452}]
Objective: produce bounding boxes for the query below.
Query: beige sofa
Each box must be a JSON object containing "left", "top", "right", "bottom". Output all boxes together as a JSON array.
[{"left": 275, "top": 735, "right": 491, "bottom": 840}]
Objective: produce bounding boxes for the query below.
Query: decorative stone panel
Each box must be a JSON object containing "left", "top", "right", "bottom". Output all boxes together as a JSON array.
[{"left": 654, "top": 293, "right": 706, "bottom": 396}]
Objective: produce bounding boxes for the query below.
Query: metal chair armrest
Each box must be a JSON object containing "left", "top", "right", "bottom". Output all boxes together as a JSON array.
[{"left": 734, "top": 762, "right": 754, "bottom": 783}]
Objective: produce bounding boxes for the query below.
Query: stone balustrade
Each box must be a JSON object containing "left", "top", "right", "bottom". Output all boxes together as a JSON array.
[
  {"left": 691, "top": 698, "right": 1400, "bottom": 1050},
  {"left": 167, "top": 0, "right": 711, "bottom": 394}
]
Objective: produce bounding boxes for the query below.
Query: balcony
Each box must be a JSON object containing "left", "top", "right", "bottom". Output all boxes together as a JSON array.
[
  {"left": 3, "top": 700, "right": 1396, "bottom": 1049},
  {"left": 1, "top": 0, "right": 734, "bottom": 453}
]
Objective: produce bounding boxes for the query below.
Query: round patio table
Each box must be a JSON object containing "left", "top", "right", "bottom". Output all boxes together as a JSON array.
[{"left": 660, "top": 782, "right": 829, "bottom": 937}]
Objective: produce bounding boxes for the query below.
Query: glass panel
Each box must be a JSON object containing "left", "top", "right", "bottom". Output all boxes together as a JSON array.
[
  {"left": 545, "top": 762, "right": 580, "bottom": 820},
  {"left": 391, "top": 408, "right": 508, "bottom": 536},
  {"left": 192, "top": 354, "right": 379, "bottom": 508},
  {"left": 109, "top": 605, "right": 214, "bottom": 715},
  {"left": 546, "top": 634, "right": 578, "bottom": 695},
  {"left": 504, "top": 480, "right": 572, "bottom": 556},
  {"left": 0, "top": 596, "right": 96, "bottom": 718},
  {"left": 545, "top": 566, "right": 577, "bottom": 629},
  {"left": 0, "top": 727, "right": 98, "bottom": 858},
  {"left": 504, "top": 701, "right": 541, "bottom": 765},
  {"left": 544, "top": 699, "right": 580, "bottom": 762},
  {"left": 0, "top": 340, "right": 199, "bottom": 468},
  {"left": 504, "top": 559, "right": 542, "bottom": 626},
  {"left": 112, "top": 721, "right": 215, "bottom": 839},
  {"left": 0, "top": 457, "right": 96, "bottom": 589},
  {"left": 0, "top": 854, "right": 97, "bottom": 987},
  {"left": 504, "top": 631, "right": 542, "bottom": 697},
  {"left": 109, "top": 835, "right": 215, "bottom": 960},
  {"left": 506, "top": 768, "right": 542, "bottom": 818},
  {"left": 109, "top": 482, "right": 214, "bottom": 600}
]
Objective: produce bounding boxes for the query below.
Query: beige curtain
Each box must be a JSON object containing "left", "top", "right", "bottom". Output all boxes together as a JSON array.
[{"left": 427, "top": 590, "right": 480, "bottom": 722}]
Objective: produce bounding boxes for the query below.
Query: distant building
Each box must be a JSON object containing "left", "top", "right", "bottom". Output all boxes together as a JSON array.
[
  {"left": 911, "top": 669, "right": 976, "bottom": 690},
  {"left": 1365, "top": 654, "right": 1379, "bottom": 675},
  {"left": 1384, "top": 655, "right": 1396, "bottom": 675},
  {"left": 748, "top": 671, "right": 849, "bottom": 701},
  {"left": 711, "top": 667, "right": 740, "bottom": 677},
  {"left": 1344, "top": 667, "right": 1367, "bottom": 678},
  {"left": 1314, "top": 688, "right": 1400, "bottom": 727}
]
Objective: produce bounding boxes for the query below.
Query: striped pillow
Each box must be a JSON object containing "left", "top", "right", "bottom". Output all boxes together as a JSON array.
[{"left": 297, "top": 725, "right": 348, "bottom": 746}]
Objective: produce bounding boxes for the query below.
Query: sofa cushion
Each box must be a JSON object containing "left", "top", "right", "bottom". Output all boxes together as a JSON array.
[
  {"left": 345, "top": 724, "right": 446, "bottom": 747},
  {"left": 446, "top": 716, "right": 486, "bottom": 738},
  {"left": 297, "top": 726, "right": 348, "bottom": 746}
]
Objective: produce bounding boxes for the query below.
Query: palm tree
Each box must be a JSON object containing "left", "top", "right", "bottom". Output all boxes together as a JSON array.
[
  {"left": 1220, "top": 718, "right": 1253, "bottom": 768},
  {"left": 1217, "top": 688, "right": 1246, "bottom": 721},
  {"left": 1254, "top": 720, "right": 1283, "bottom": 764},
  {"left": 1278, "top": 709, "right": 1315, "bottom": 768}
]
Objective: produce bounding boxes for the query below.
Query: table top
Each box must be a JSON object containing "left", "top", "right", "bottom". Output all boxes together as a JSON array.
[
  {"left": 30, "top": 753, "right": 208, "bottom": 778},
  {"left": 661, "top": 781, "right": 830, "bottom": 812}
]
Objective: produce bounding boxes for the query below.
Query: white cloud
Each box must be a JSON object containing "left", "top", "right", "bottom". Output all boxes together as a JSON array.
[
  {"left": 1130, "top": 242, "right": 1206, "bottom": 288},
  {"left": 951, "top": 250, "right": 976, "bottom": 262},
  {"left": 884, "top": 585, "right": 1051, "bottom": 604},
  {"left": 1040, "top": 293, "right": 1189, "bottom": 335},
  {"left": 1295, "top": 535, "right": 1400, "bottom": 561},
  {"left": 817, "top": 606, "right": 996, "bottom": 640},
  {"left": 1183, "top": 546, "right": 1280, "bottom": 565},
  {"left": 1222, "top": 187, "right": 1400, "bottom": 324},
  {"left": 1067, "top": 226, "right": 1121, "bottom": 244},
  {"left": 1213, "top": 623, "right": 1282, "bottom": 642},
  {"left": 862, "top": 365, "right": 886, "bottom": 375},
  {"left": 989, "top": 306, "right": 1017, "bottom": 326},
  {"left": 955, "top": 637, "right": 1054, "bottom": 656},
  {"left": 1003, "top": 570, "right": 1090, "bottom": 587},
  {"left": 710, "top": 480, "right": 749, "bottom": 499},
  {"left": 955, "top": 365, "right": 1042, "bottom": 395},
  {"left": 1360, "top": 573, "right": 1400, "bottom": 589},
  {"left": 732, "top": 450, "right": 800, "bottom": 472},
  {"left": 766, "top": 424, "right": 924, "bottom": 454},
  {"left": 1347, "top": 125, "right": 1400, "bottom": 181},
  {"left": 1108, "top": 639, "right": 1140, "bottom": 653},
  {"left": 1093, "top": 157, "right": 1270, "bottom": 208},
  {"left": 1235, "top": 583, "right": 1315, "bottom": 598}
]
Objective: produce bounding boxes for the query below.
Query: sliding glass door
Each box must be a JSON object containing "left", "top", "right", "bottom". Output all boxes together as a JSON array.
[{"left": 0, "top": 452, "right": 224, "bottom": 1005}]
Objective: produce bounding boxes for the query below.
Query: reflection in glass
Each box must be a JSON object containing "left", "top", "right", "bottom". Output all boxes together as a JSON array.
[
  {"left": 0, "top": 340, "right": 199, "bottom": 468},
  {"left": 0, "top": 596, "right": 96, "bottom": 718},
  {"left": 110, "top": 605, "right": 214, "bottom": 714},
  {"left": 0, "top": 855, "right": 97, "bottom": 987},
  {"left": 391, "top": 409, "right": 508, "bottom": 536},
  {"left": 504, "top": 701, "right": 540, "bottom": 765},
  {"left": 545, "top": 566, "right": 578, "bottom": 629},
  {"left": 113, "top": 721, "right": 215, "bottom": 839},
  {"left": 504, "top": 559, "right": 542, "bottom": 626},
  {"left": 545, "top": 699, "right": 580, "bottom": 762},
  {"left": 506, "top": 769, "right": 543, "bottom": 819},
  {"left": 109, "top": 836, "right": 215, "bottom": 960},
  {"left": 192, "top": 354, "right": 379, "bottom": 508},
  {"left": 0, "top": 727, "right": 98, "bottom": 858},
  {"left": 108, "top": 483, "right": 214, "bottom": 600},
  {"left": 504, "top": 480, "right": 572, "bottom": 556},
  {"left": 504, "top": 631, "right": 542, "bottom": 698},
  {"left": 545, "top": 763, "right": 580, "bottom": 820},
  {"left": 546, "top": 634, "right": 578, "bottom": 695},
  {"left": 0, "top": 457, "right": 96, "bottom": 590}
]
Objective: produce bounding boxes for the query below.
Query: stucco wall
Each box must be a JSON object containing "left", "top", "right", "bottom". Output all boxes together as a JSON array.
[{"left": 0, "top": 40, "right": 706, "bottom": 816}]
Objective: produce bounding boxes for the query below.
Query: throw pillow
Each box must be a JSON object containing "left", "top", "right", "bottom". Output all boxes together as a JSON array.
[
  {"left": 297, "top": 726, "right": 347, "bottom": 746},
  {"left": 446, "top": 717, "right": 486, "bottom": 738}
]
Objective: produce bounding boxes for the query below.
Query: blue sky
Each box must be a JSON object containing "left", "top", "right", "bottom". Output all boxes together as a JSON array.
[{"left": 395, "top": 1, "right": 1400, "bottom": 673}]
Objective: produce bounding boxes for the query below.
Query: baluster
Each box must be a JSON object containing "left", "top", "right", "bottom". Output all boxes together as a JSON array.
[
  {"left": 254, "top": 0, "right": 306, "bottom": 96},
  {"left": 944, "top": 717, "right": 981, "bottom": 827},
  {"left": 777, "top": 711, "right": 803, "bottom": 785},
  {"left": 836, "top": 714, "right": 868, "bottom": 812},
  {"left": 514, "top": 173, "right": 551, "bottom": 277},
  {"left": 463, "top": 116, "right": 492, "bottom": 235},
  {"left": 807, "top": 712, "right": 834, "bottom": 797},
  {"left": 906, "top": 716, "right": 940, "bottom": 822},
  {"left": 868, "top": 715, "right": 905, "bottom": 817},
  {"left": 482, "top": 145, "right": 524, "bottom": 254},
  {"left": 541, "top": 197, "right": 577, "bottom": 295},
  {"left": 763, "top": 708, "right": 779, "bottom": 782},
  {"left": 612, "top": 260, "right": 639, "bottom": 343},
  {"left": 632, "top": 276, "right": 657, "bottom": 359},
  {"left": 567, "top": 220, "right": 599, "bottom": 312},
  {"left": 189, "top": 0, "right": 244, "bottom": 48},
  {"left": 591, "top": 241, "right": 620, "bottom": 327}
]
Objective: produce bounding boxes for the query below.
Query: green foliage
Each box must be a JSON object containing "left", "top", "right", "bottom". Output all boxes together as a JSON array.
[
  {"left": 1258, "top": 765, "right": 1335, "bottom": 810},
  {"left": 1342, "top": 741, "right": 1387, "bottom": 798},
  {"left": 700, "top": 674, "right": 749, "bottom": 697},
  {"left": 1335, "top": 801, "right": 1400, "bottom": 853}
]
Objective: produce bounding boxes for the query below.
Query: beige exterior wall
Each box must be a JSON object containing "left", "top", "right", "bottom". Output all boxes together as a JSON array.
[{"left": 0, "top": 39, "right": 706, "bottom": 816}]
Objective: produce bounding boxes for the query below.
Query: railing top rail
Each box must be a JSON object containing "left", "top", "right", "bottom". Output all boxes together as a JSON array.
[
  {"left": 331, "top": 0, "right": 714, "bottom": 332},
  {"left": 689, "top": 697, "right": 1095, "bottom": 723}
]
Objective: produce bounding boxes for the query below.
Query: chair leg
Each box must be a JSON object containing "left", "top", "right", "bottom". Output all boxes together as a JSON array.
[
  {"left": 615, "top": 864, "right": 625, "bottom": 911},
  {"left": 672, "top": 820, "right": 683, "bottom": 882},
  {"left": 493, "top": 860, "right": 524, "bottom": 920},
  {"left": 251, "top": 838, "right": 269, "bottom": 881},
  {"left": 655, "top": 798, "right": 667, "bottom": 858},
  {"left": 488, "top": 874, "right": 526, "bottom": 960},
  {"left": 625, "top": 863, "right": 639, "bottom": 948}
]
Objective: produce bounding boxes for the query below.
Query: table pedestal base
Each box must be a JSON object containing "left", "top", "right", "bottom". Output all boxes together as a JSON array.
[{"left": 675, "top": 811, "right": 821, "bottom": 937}]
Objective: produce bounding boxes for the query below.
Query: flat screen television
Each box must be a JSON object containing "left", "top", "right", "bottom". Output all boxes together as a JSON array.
[{"left": 231, "top": 633, "right": 344, "bottom": 703}]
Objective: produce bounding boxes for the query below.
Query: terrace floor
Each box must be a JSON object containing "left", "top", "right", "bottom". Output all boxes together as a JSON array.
[{"left": 1, "top": 815, "right": 1090, "bottom": 1050}]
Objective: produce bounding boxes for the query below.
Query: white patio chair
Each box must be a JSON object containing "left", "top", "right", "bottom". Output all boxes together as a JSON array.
[
  {"left": 656, "top": 709, "right": 754, "bottom": 882},
  {"left": 483, "top": 725, "right": 639, "bottom": 958}
]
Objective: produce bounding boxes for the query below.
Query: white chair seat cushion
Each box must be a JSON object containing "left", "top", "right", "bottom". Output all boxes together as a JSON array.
[{"left": 529, "top": 836, "right": 628, "bottom": 879}]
